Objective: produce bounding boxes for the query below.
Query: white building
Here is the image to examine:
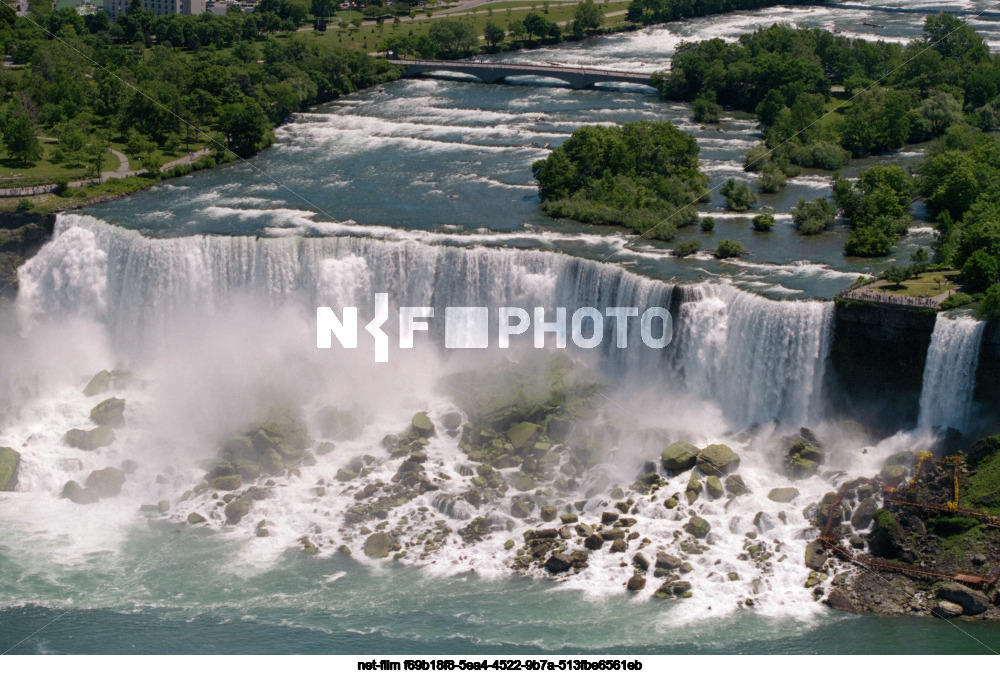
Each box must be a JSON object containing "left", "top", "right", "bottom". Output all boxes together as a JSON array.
[{"left": 102, "top": 0, "right": 207, "bottom": 20}]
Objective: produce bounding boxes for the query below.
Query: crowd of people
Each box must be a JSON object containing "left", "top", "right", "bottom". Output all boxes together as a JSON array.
[{"left": 842, "top": 285, "right": 940, "bottom": 308}]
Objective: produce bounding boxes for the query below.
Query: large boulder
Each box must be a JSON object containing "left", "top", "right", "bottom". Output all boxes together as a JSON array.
[
  {"left": 0, "top": 446, "right": 20, "bottom": 491},
  {"left": 545, "top": 553, "right": 573, "bottom": 573},
  {"left": 85, "top": 467, "right": 126, "bottom": 497},
  {"left": 868, "top": 510, "right": 911, "bottom": 561},
  {"left": 60, "top": 480, "right": 100, "bottom": 505},
  {"left": 411, "top": 412, "right": 435, "bottom": 438},
  {"left": 83, "top": 370, "right": 112, "bottom": 397},
  {"left": 724, "top": 474, "right": 750, "bottom": 496},
  {"left": 705, "top": 476, "right": 725, "bottom": 499},
  {"left": 696, "top": 444, "right": 740, "bottom": 476},
  {"left": 879, "top": 464, "right": 907, "bottom": 487},
  {"left": 506, "top": 422, "right": 539, "bottom": 450},
  {"left": 768, "top": 487, "right": 800, "bottom": 503},
  {"left": 89, "top": 398, "right": 126, "bottom": 427},
  {"left": 783, "top": 436, "right": 824, "bottom": 479},
  {"left": 64, "top": 426, "right": 115, "bottom": 451},
  {"left": 363, "top": 532, "right": 394, "bottom": 558},
  {"left": 850, "top": 496, "right": 878, "bottom": 530},
  {"left": 935, "top": 582, "right": 991, "bottom": 616},
  {"left": 661, "top": 442, "right": 698, "bottom": 473},
  {"left": 825, "top": 588, "right": 858, "bottom": 613},
  {"left": 655, "top": 552, "right": 683, "bottom": 570},
  {"left": 224, "top": 498, "right": 250, "bottom": 524},
  {"left": 626, "top": 574, "right": 646, "bottom": 592},
  {"left": 804, "top": 540, "right": 827, "bottom": 571},
  {"left": 684, "top": 515, "right": 711, "bottom": 539}
]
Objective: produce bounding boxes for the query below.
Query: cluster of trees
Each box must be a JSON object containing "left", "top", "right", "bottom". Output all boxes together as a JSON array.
[
  {"left": 532, "top": 121, "right": 708, "bottom": 239},
  {"left": 834, "top": 165, "right": 916, "bottom": 256},
  {"left": 0, "top": 1, "right": 399, "bottom": 174},
  {"left": 626, "top": 0, "right": 819, "bottom": 27},
  {"left": 655, "top": 17, "right": 1000, "bottom": 181}
]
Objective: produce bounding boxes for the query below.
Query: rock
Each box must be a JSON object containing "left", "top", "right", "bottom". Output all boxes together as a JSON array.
[
  {"left": 120, "top": 459, "right": 139, "bottom": 474},
  {"left": 158, "top": 500, "right": 170, "bottom": 513},
  {"left": 664, "top": 497, "right": 678, "bottom": 508},
  {"left": 879, "top": 464, "right": 907, "bottom": 487},
  {"left": 724, "top": 474, "right": 749, "bottom": 496},
  {"left": 685, "top": 475, "right": 702, "bottom": 505},
  {"left": 583, "top": 533, "right": 604, "bottom": 550},
  {"left": 633, "top": 552, "right": 650, "bottom": 571},
  {"left": 936, "top": 582, "right": 990, "bottom": 616},
  {"left": 783, "top": 436, "right": 825, "bottom": 479},
  {"left": 64, "top": 426, "right": 115, "bottom": 451},
  {"left": 89, "top": 398, "right": 126, "bottom": 427},
  {"left": 933, "top": 600, "right": 964, "bottom": 619},
  {"left": 545, "top": 553, "right": 573, "bottom": 573},
  {"left": 364, "top": 532, "right": 394, "bottom": 558},
  {"left": 753, "top": 511, "right": 777, "bottom": 533},
  {"left": 655, "top": 552, "right": 682, "bottom": 570},
  {"left": 211, "top": 475, "right": 242, "bottom": 491},
  {"left": 851, "top": 496, "right": 878, "bottom": 529},
  {"left": 696, "top": 444, "right": 740, "bottom": 476},
  {"left": 187, "top": 512, "right": 206, "bottom": 524},
  {"left": 224, "top": 498, "right": 250, "bottom": 524},
  {"left": 684, "top": 516, "right": 711, "bottom": 539},
  {"left": 442, "top": 412, "right": 463, "bottom": 430},
  {"left": 83, "top": 370, "right": 112, "bottom": 396},
  {"left": 705, "top": 475, "right": 725, "bottom": 499},
  {"left": 610, "top": 539, "right": 627, "bottom": 553},
  {"left": 661, "top": 441, "right": 698, "bottom": 472},
  {"left": 510, "top": 497, "right": 533, "bottom": 519},
  {"left": 539, "top": 505, "right": 557, "bottom": 522},
  {"left": 411, "top": 412, "right": 435, "bottom": 438},
  {"left": 626, "top": 574, "right": 646, "bottom": 592},
  {"left": 84, "top": 467, "right": 126, "bottom": 498},
  {"left": 804, "top": 540, "right": 827, "bottom": 571},
  {"left": 60, "top": 480, "right": 100, "bottom": 504},
  {"left": 560, "top": 513, "right": 578, "bottom": 524},
  {"left": 507, "top": 422, "right": 539, "bottom": 450},
  {"left": 825, "top": 588, "right": 858, "bottom": 613},
  {"left": 601, "top": 511, "right": 619, "bottom": 524},
  {"left": 868, "top": 510, "right": 910, "bottom": 561},
  {"left": 768, "top": 487, "right": 800, "bottom": 503},
  {"left": 884, "top": 451, "right": 915, "bottom": 468},
  {"left": 0, "top": 446, "right": 20, "bottom": 491}
]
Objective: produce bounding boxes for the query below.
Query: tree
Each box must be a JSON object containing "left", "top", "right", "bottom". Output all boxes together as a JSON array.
[
  {"left": 757, "top": 165, "right": 786, "bottom": 193},
  {"left": 719, "top": 179, "right": 757, "bottom": 211},
  {"left": 522, "top": 13, "right": 550, "bottom": 40},
  {"left": 4, "top": 116, "right": 42, "bottom": 165},
  {"left": 692, "top": 96, "right": 721, "bottom": 124},
  {"left": 572, "top": 0, "right": 602, "bottom": 35},
  {"left": 428, "top": 19, "right": 476, "bottom": 55},
  {"left": 883, "top": 265, "right": 910, "bottom": 289},
  {"left": 311, "top": 0, "right": 334, "bottom": 20},
  {"left": 700, "top": 216, "right": 715, "bottom": 232},
  {"left": 793, "top": 197, "right": 836, "bottom": 235},
  {"left": 483, "top": 21, "right": 505, "bottom": 48},
  {"left": 961, "top": 250, "right": 999, "bottom": 293},
  {"left": 218, "top": 100, "right": 272, "bottom": 158},
  {"left": 674, "top": 239, "right": 701, "bottom": 257},
  {"left": 979, "top": 284, "right": 1000, "bottom": 324}
]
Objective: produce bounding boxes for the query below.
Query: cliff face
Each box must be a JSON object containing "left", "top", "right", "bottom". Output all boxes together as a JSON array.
[
  {"left": 0, "top": 212, "right": 56, "bottom": 301},
  {"left": 976, "top": 324, "right": 1000, "bottom": 418},
  {"left": 827, "top": 299, "right": 937, "bottom": 434}
]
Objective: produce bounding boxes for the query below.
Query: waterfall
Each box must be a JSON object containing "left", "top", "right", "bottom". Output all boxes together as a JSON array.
[
  {"left": 918, "top": 314, "right": 985, "bottom": 434},
  {"left": 17, "top": 214, "right": 835, "bottom": 428}
]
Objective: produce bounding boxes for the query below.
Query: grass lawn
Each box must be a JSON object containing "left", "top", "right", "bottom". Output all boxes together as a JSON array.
[
  {"left": 0, "top": 140, "right": 118, "bottom": 188},
  {"left": 875, "top": 269, "right": 961, "bottom": 298},
  {"left": 314, "top": 1, "right": 632, "bottom": 53}
]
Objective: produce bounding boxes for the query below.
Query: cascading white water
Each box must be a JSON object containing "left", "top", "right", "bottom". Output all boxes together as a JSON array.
[
  {"left": 918, "top": 314, "right": 985, "bottom": 434},
  {"left": 17, "top": 214, "right": 836, "bottom": 429}
]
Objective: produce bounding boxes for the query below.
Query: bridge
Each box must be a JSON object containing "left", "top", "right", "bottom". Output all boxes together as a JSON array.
[{"left": 393, "top": 58, "right": 655, "bottom": 90}]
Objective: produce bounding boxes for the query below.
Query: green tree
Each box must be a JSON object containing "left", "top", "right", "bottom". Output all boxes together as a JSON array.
[
  {"left": 979, "top": 284, "right": 1000, "bottom": 324},
  {"left": 700, "top": 216, "right": 715, "bottom": 232},
  {"left": 572, "top": 0, "right": 602, "bottom": 35},
  {"left": 4, "top": 117, "right": 42, "bottom": 165},
  {"left": 428, "top": 19, "right": 476, "bottom": 55},
  {"left": 483, "top": 21, "right": 505, "bottom": 48},
  {"left": 715, "top": 239, "right": 747, "bottom": 258},
  {"left": 792, "top": 197, "right": 836, "bottom": 235},
  {"left": 674, "top": 239, "right": 701, "bottom": 257},
  {"left": 218, "top": 100, "right": 272, "bottom": 158},
  {"left": 752, "top": 210, "right": 776, "bottom": 232},
  {"left": 883, "top": 265, "right": 910, "bottom": 289},
  {"left": 719, "top": 179, "right": 757, "bottom": 211},
  {"left": 692, "top": 96, "right": 721, "bottom": 124},
  {"left": 961, "top": 250, "right": 999, "bottom": 293},
  {"left": 311, "top": 0, "right": 334, "bottom": 19}
]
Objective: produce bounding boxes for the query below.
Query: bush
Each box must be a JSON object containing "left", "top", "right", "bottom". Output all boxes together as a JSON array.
[
  {"left": 674, "top": 239, "right": 702, "bottom": 257},
  {"left": 700, "top": 216, "right": 715, "bottom": 232},
  {"left": 979, "top": 285, "right": 1000, "bottom": 323},
  {"left": 757, "top": 165, "right": 787, "bottom": 193},
  {"left": 719, "top": 179, "right": 757, "bottom": 211},
  {"left": 788, "top": 141, "right": 850, "bottom": 170},
  {"left": 715, "top": 239, "right": 748, "bottom": 258},
  {"left": 53, "top": 180, "right": 70, "bottom": 196},
  {"left": 940, "top": 292, "right": 975, "bottom": 310},
  {"left": 15, "top": 199, "right": 33, "bottom": 212},
  {"left": 752, "top": 210, "right": 776, "bottom": 232},
  {"left": 693, "top": 97, "right": 722, "bottom": 124}
]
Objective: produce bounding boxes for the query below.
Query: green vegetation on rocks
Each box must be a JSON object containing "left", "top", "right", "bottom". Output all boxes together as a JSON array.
[
  {"left": 661, "top": 441, "right": 698, "bottom": 473},
  {"left": 89, "top": 397, "right": 126, "bottom": 427},
  {"left": 532, "top": 121, "right": 709, "bottom": 239},
  {"left": 696, "top": 444, "right": 740, "bottom": 476}
]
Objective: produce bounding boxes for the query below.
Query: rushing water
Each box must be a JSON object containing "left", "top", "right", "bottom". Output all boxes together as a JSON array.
[
  {"left": 918, "top": 315, "right": 986, "bottom": 434},
  {"left": 2, "top": 1, "right": 1000, "bottom": 655}
]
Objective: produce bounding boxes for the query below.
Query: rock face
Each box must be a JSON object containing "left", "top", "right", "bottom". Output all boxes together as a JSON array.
[
  {"left": 684, "top": 515, "right": 711, "bottom": 539},
  {"left": 825, "top": 588, "right": 858, "bottom": 613},
  {"left": 89, "top": 398, "right": 126, "bottom": 427},
  {"left": 0, "top": 446, "right": 20, "bottom": 491},
  {"left": 65, "top": 426, "right": 115, "bottom": 451},
  {"left": 696, "top": 444, "right": 740, "bottom": 476},
  {"left": 85, "top": 467, "right": 126, "bottom": 497},
  {"left": 768, "top": 487, "right": 800, "bottom": 503},
  {"left": 868, "top": 510, "right": 911, "bottom": 561},
  {"left": 217, "top": 410, "right": 312, "bottom": 479},
  {"left": 661, "top": 441, "right": 698, "bottom": 472},
  {"left": 364, "top": 532, "right": 394, "bottom": 558},
  {"left": 936, "top": 582, "right": 991, "bottom": 616}
]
